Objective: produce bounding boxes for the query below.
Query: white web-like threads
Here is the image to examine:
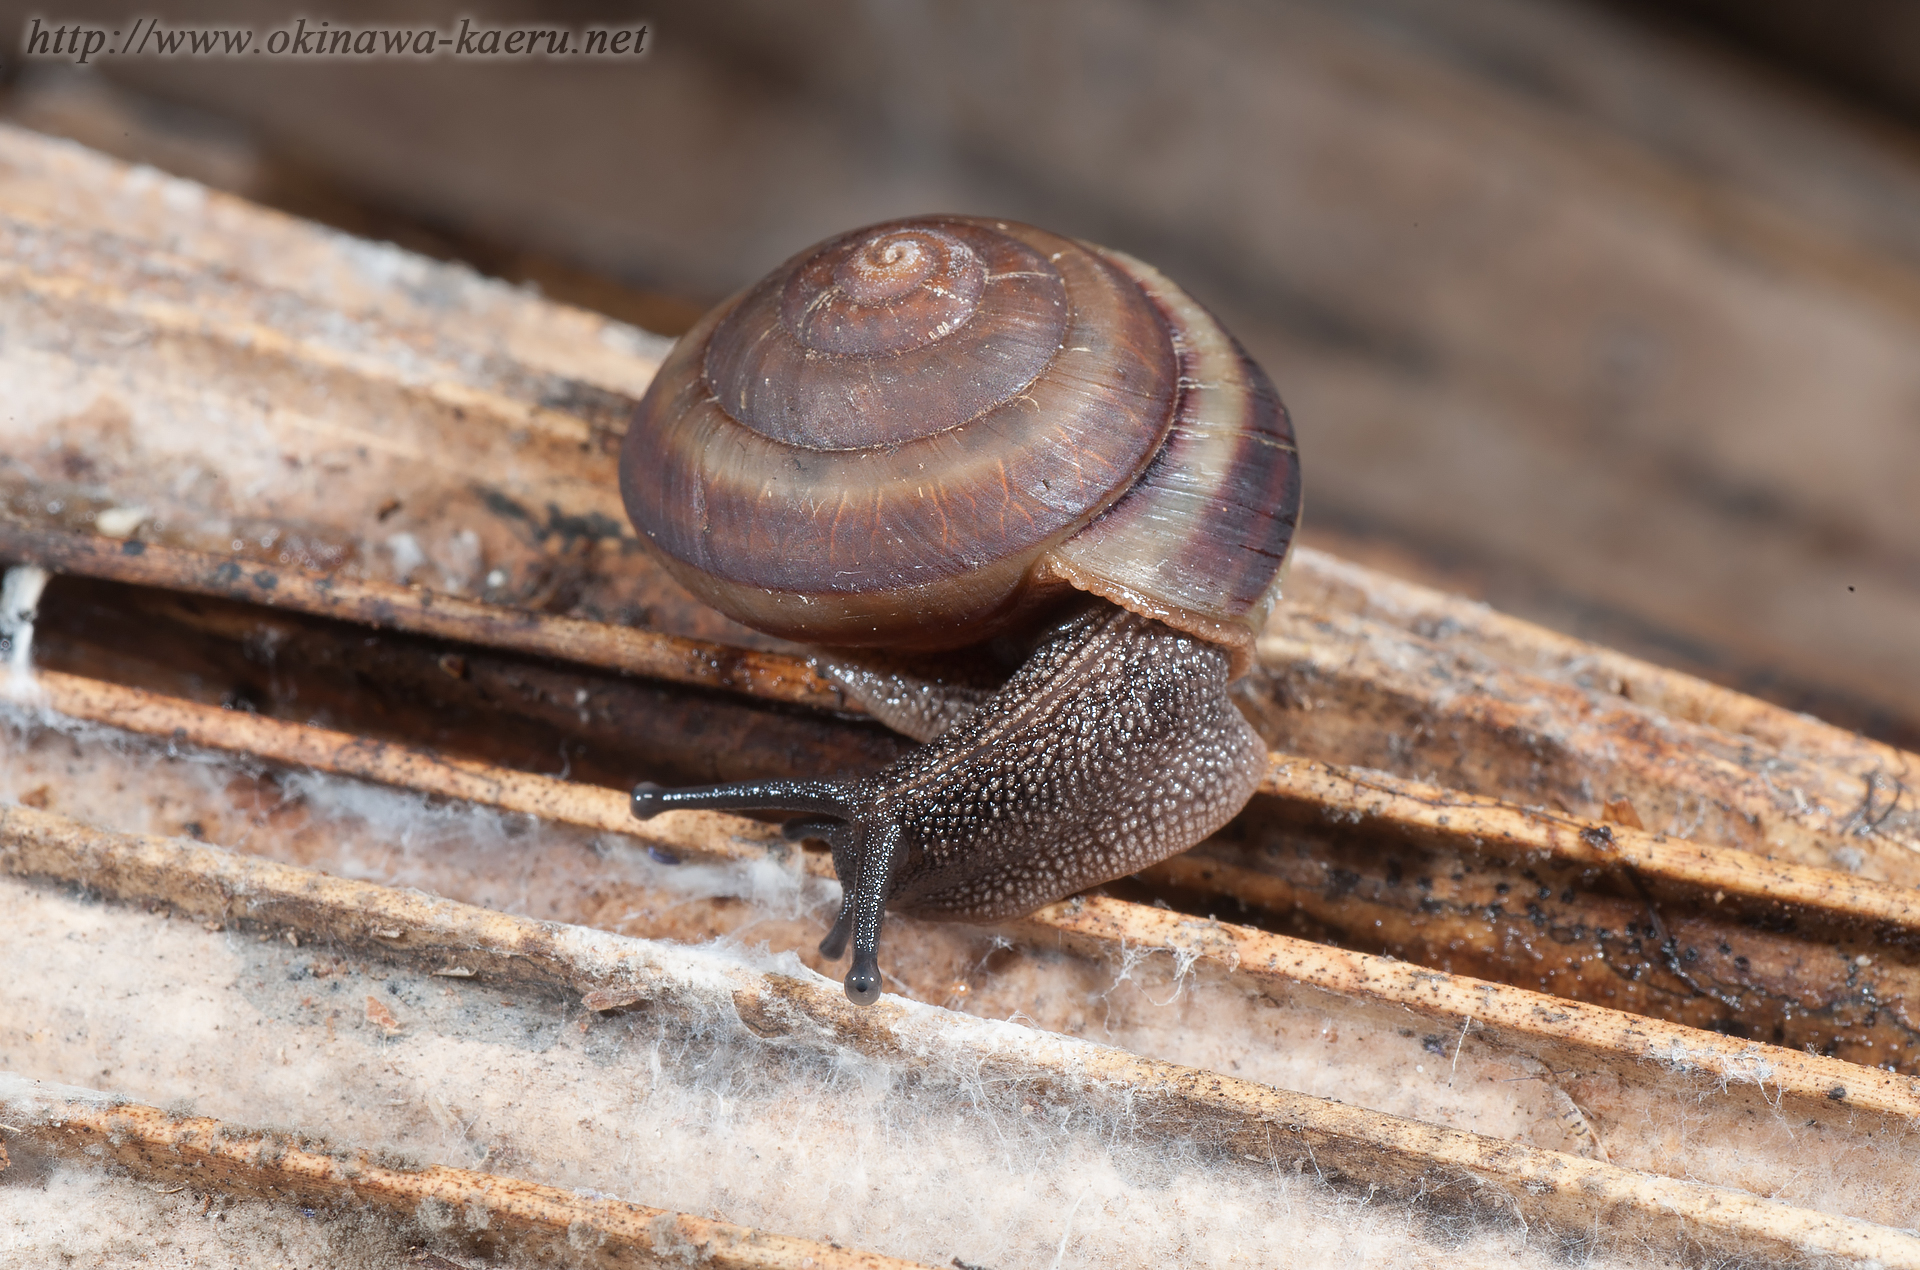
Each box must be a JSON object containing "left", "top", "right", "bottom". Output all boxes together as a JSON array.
[{"left": 0, "top": 565, "right": 51, "bottom": 703}]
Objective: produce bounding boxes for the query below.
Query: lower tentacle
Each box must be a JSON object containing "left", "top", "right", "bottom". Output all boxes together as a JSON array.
[{"left": 818, "top": 898, "right": 854, "bottom": 961}]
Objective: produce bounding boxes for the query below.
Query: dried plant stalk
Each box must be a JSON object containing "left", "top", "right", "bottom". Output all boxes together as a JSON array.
[
  {"left": 0, "top": 521, "right": 847, "bottom": 713},
  {"left": 22, "top": 667, "right": 1920, "bottom": 1128},
  {"left": 8, "top": 120, "right": 1920, "bottom": 1262},
  {"left": 1250, "top": 601, "right": 1920, "bottom": 878},
  {"left": 1251, "top": 757, "right": 1920, "bottom": 932},
  {"left": 1284, "top": 550, "right": 1910, "bottom": 769},
  {"left": 0, "top": 1083, "right": 929, "bottom": 1270},
  {"left": 4, "top": 122, "right": 1914, "bottom": 879},
  {"left": 1, "top": 803, "right": 1915, "bottom": 1265}
]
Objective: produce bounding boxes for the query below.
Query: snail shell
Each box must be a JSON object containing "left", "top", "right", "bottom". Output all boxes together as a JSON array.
[{"left": 619, "top": 216, "right": 1300, "bottom": 666}]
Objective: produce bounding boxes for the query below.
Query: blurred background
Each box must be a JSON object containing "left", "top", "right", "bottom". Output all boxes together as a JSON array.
[{"left": 3, "top": 0, "right": 1917, "bottom": 746}]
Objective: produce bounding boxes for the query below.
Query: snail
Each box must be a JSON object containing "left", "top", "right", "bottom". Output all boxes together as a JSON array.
[{"left": 621, "top": 216, "right": 1300, "bottom": 1005}]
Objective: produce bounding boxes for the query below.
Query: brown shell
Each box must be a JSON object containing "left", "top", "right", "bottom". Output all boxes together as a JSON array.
[{"left": 619, "top": 216, "right": 1300, "bottom": 664}]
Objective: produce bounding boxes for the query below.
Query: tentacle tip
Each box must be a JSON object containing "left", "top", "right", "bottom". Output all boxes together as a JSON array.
[
  {"left": 630, "top": 781, "right": 666, "bottom": 821},
  {"left": 844, "top": 954, "right": 882, "bottom": 1007}
]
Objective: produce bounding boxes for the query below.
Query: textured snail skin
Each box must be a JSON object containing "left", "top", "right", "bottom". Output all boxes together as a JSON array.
[
  {"left": 620, "top": 217, "right": 1299, "bottom": 1005},
  {"left": 632, "top": 602, "right": 1266, "bottom": 1006}
]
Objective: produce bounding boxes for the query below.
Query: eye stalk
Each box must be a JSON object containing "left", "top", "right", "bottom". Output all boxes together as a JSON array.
[{"left": 620, "top": 217, "right": 1300, "bottom": 1005}]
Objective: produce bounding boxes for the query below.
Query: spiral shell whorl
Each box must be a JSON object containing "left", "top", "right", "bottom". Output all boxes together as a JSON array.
[
  {"left": 780, "top": 225, "right": 986, "bottom": 355},
  {"left": 623, "top": 216, "right": 1186, "bottom": 649},
  {"left": 705, "top": 220, "right": 1074, "bottom": 451}
]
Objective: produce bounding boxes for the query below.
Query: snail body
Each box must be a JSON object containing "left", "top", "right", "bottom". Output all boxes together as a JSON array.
[{"left": 623, "top": 217, "right": 1300, "bottom": 1004}]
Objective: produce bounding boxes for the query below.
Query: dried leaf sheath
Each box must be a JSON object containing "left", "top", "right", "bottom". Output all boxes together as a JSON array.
[
  {"left": 19, "top": 666, "right": 1920, "bottom": 1123},
  {"left": 3, "top": 804, "right": 1917, "bottom": 1266},
  {"left": 7, "top": 123, "right": 1920, "bottom": 1264}
]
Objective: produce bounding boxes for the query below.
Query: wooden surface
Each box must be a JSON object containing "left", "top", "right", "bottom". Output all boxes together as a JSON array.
[
  {"left": 6, "top": 805, "right": 1920, "bottom": 1267},
  {"left": 4, "top": 125, "right": 1920, "bottom": 1266}
]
